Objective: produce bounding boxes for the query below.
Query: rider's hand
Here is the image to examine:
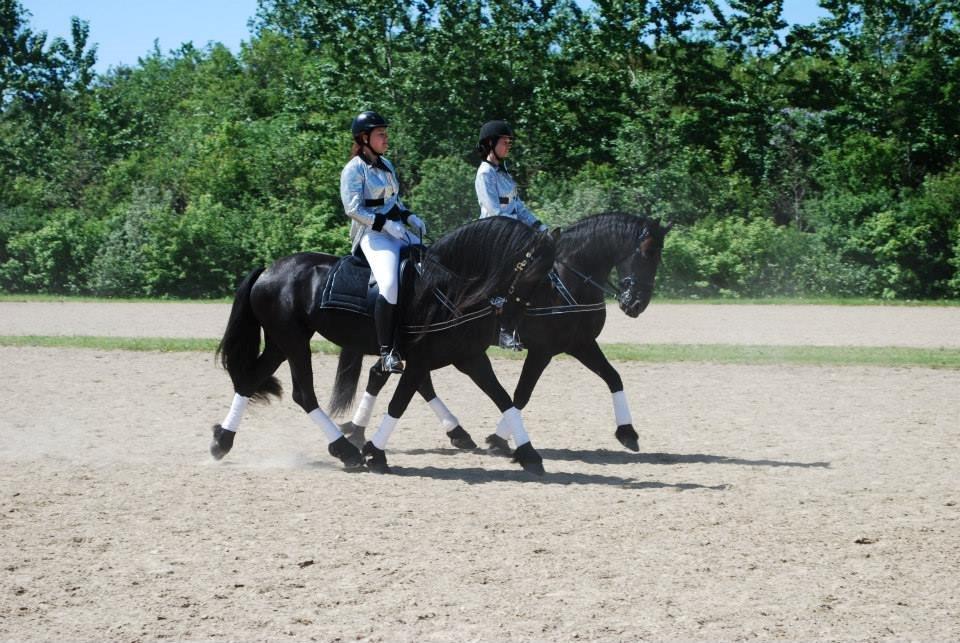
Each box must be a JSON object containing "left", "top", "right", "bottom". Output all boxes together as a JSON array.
[
  {"left": 406, "top": 214, "right": 426, "bottom": 234},
  {"left": 383, "top": 219, "right": 408, "bottom": 240}
]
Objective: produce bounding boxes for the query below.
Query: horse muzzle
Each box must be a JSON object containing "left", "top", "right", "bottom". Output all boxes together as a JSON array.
[
  {"left": 620, "top": 298, "right": 648, "bottom": 318},
  {"left": 618, "top": 280, "right": 653, "bottom": 317}
]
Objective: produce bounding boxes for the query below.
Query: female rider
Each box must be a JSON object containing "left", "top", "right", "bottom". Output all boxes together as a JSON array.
[
  {"left": 475, "top": 119, "right": 546, "bottom": 349},
  {"left": 475, "top": 120, "right": 546, "bottom": 229},
  {"left": 340, "top": 110, "right": 426, "bottom": 374}
]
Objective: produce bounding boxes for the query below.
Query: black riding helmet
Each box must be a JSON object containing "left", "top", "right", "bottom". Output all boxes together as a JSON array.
[
  {"left": 352, "top": 111, "right": 389, "bottom": 138},
  {"left": 479, "top": 120, "right": 514, "bottom": 148}
]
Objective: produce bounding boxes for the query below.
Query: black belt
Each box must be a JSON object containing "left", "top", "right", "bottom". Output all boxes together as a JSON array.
[
  {"left": 499, "top": 197, "right": 510, "bottom": 204},
  {"left": 364, "top": 198, "right": 384, "bottom": 207}
]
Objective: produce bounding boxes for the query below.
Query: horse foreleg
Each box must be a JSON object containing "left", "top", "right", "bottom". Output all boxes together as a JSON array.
[
  {"left": 282, "top": 335, "right": 363, "bottom": 468},
  {"left": 454, "top": 354, "right": 544, "bottom": 475},
  {"left": 512, "top": 350, "right": 554, "bottom": 410},
  {"left": 211, "top": 341, "right": 286, "bottom": 460},
  {"left": 340, "top": 362, "right": 392, "bottom": 448},
  {"left": 362, "top": 366, "right": 427, "bottom": 474},
  {"left": 342, "top": 367, "right": 475, "bottom": 451},
  {"left": 567, "top": 340, "right": 638, "bottom": 452},
  {"left": 417, "top": 372, "right": 476, "bottom": 450}
]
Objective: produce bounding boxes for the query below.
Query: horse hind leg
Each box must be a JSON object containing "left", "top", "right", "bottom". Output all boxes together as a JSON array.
[
  {"left": 211, "top": 341, "right": 286, "bottom": 460},
  {"left": 281, "top": 334, "right": 363, "bottom": 468}
]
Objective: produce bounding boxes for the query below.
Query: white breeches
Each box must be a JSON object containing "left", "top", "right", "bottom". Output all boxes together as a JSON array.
[{"left": 360, "top": 231, "right": 406, "bottom": 304}]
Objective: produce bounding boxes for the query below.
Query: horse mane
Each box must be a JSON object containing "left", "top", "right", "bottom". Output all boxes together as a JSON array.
[
  {"left": 409, "top": 217, "right": 553, "bottom": 326},
  {"left": 557, "top": 212, "right": 653, "bottom": 272}
]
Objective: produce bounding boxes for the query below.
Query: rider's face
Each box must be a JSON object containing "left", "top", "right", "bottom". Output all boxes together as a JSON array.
[
  {"left": 367, "top": 127, "right": 389, "bottom": 155},
  {"left": 494, "top": 136, "right": 513, "bottom": 159}
]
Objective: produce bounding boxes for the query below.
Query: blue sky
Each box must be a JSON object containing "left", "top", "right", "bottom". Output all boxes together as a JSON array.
[
  {"left": 22, "top": 0, "right": 260, "bottom": 72},
  {"left": 23, "top": 1, "right": 830, "bottom": 74}
]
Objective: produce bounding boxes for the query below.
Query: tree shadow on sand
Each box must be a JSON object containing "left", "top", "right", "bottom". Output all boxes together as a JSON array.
[
  {"left": 398, "top": 447, "right": 830, "bottom": 469},
  {"left": 388, "top": 465, "right": 730, "bottom": 490}
]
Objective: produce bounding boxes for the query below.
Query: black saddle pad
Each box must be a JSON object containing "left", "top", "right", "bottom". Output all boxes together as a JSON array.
[
  {"left": 319, "top": 255, "right": 378, "bottom": 316},
  {"left": 319, "top": 247, "right": 421, "bottom": 316}
]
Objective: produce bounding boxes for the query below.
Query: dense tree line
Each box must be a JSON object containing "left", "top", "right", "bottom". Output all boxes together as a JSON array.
[{"left": 1, "top": 0, "right": 959, "bottom": 298}]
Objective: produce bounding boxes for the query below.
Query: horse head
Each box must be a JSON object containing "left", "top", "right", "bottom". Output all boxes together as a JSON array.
[{"left": 616, "top": 218, "right": 671, "bottom": 317}]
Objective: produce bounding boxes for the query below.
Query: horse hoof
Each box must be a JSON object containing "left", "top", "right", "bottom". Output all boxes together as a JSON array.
[
  {"left": 362, "top": 441, "right": 391, "bottom": 474},
  {"left": 485, "top": 434, "right": 513, "bottom": 457},
  {"left": 328, "top": 436, "right": 364, "bottom": 468},
  {"left": 447, "top": 426, "right": 477, "bottom": 450},
  {"left": 615, "top": 424, "right": 640, "bottom": 452},
  {"left": 512, "top": 442, "right": 545, "bottom": 476},
  {"left": 339, "top": 421, "right": 366, "bottom": 450},
  {"left": 210, "top": 424, "right": 235, "bottom": 460}
]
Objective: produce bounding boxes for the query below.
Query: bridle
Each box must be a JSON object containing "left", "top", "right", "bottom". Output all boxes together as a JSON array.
[
  {"left": 618, "top": 227, "right": 661, "bottom": 306},
  {"left": 552, "top": 224, "right": 660, "bottom": 306}
]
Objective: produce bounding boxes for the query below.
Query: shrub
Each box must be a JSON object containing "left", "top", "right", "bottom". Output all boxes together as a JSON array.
[
  {"left": 657, "top": 216, "right": 867, "bottom": 298},
  {"left": 0, "top": 209, "right": 103, "bottom": 293},
  {"left": 864, "top": 169, "right": 960, "bottom": 298}
]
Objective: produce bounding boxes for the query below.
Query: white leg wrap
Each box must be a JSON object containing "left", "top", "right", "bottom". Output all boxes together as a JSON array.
[
  {"left": 308, "top": 408, "right": 344, "bottom": 443},
  {"left": 612, "top": 390, "right": 633, "bottom": 426},
  {"left": 428, "top": 397, "right": 460, "bottom": 433},
  {"left": 495, "top": 408, "right": 514, "bottom": 439},
  {"left": 498, "top": 407, "right": 529, "bottom": 446},
  {"left": 220, "top": 394, "right": 249, "bottom": 432},
  {"left": 371, "top": 414, "right": 399, "bottom": 450},
  {"left": 352, "top": 392, "right": 377, "bottom": 427}
]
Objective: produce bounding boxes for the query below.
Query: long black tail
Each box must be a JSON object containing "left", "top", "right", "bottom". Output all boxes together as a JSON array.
[
  {"left": 215, "top": 267, "right": 282, "bottom": 402},
  {"left": 329, "top": 348, "right": 364, "bottom": 416}
]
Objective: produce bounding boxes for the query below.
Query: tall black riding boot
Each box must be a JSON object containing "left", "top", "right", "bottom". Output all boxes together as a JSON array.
[{"left": 374, "top": 295, "right": 404, "bottom": 374}]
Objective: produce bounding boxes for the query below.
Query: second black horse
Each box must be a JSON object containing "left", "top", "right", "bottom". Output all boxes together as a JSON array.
[{"left": 339, "top": 212, "right": 669, "bottom": 454}]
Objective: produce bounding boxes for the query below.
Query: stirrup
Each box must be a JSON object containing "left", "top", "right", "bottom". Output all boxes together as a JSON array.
[
  {"left": 378, "top": 347, "right": 404, "bottom": 374},
  {"left": 498, "top": 329, "right": 524, "bottom": 352}
]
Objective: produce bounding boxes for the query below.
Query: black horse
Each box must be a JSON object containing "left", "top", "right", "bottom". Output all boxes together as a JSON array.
[
  {"left": 340, "top": 212, "right": 669, "bottom": 453},
  {"left": 210, "top": 216, "right": 557, "bottom": 474}
]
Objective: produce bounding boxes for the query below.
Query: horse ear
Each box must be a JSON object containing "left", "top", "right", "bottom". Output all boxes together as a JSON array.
[
  {"left": 549, "top": 227, "right": 562, "bottom": 242},
  {"left": 663, "top": 221, "right": 674, "bottom": 235}
]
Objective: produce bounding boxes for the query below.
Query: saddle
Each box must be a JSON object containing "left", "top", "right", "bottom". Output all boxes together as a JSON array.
[{"left": 319, "top": 246, "right": 421, "bottom": 316}]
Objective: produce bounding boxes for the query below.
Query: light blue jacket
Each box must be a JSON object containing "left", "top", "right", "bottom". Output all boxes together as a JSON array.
[
  {"left": 475, "top": 160, "right": 540, "bottom": 227},
  {"left": 340, "top": 154, "right": 408, "bottom": 250}
]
